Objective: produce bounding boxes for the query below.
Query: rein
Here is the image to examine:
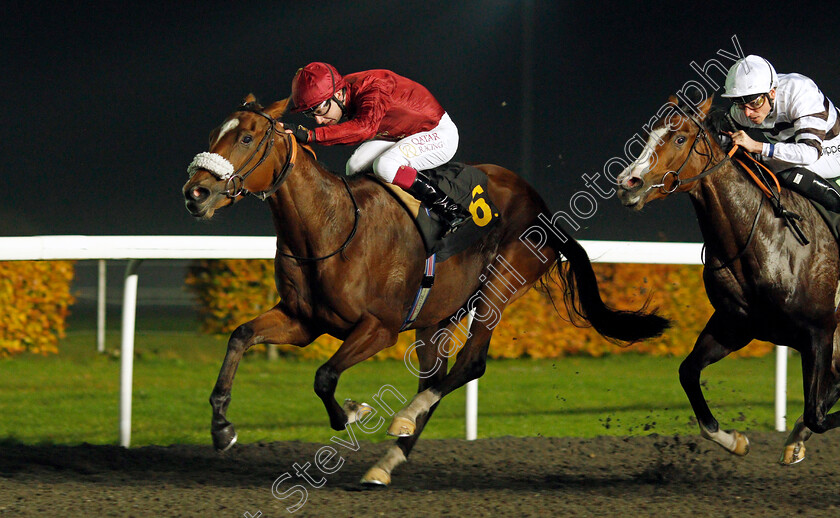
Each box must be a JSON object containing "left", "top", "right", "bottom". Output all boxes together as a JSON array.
[
  {"left": 277, "top": 176, "right": 361, "bottom": 263},
  {"left": 192, "top": 102, "right": 362, "bottom": 263},
  {"left": 227, "top": 104, "right": 295, "bottom": 200},
  {"left": 649, "top": 115, "right": 808, "bottom": 270},
  {"left": 647, "top": 123, "right": 729, "bottom": 194},
  {"left": 244, "top": 104, "right": 361, "bottom": 262}
]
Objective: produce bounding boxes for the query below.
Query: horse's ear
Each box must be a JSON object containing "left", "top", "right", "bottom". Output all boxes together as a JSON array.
[
  {"left": 266, "top": 97, "right": 291, "bottom": 119},
  {"left": 698, "top": 94, "right": 715, "bottom": 116},
  {"left": 667, "top": 94, "right": 679, "bottom": 106},
  {"left": 242, "top": 93, "right": 257, "bottom": 105}
]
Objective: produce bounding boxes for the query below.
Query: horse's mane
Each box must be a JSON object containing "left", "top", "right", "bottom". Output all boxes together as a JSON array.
[
  {"left": 674, "top": 98, "right": 746, "bottom": 165},
  {"left": 701, "top": 106, "right": 737, "bottom": 149},
  {"left": 685, "top": 100, "right": 785, "bottom": 196}
]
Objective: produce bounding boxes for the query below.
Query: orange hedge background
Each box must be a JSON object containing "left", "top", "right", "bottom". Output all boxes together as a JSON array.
[
  {"left": 186, "top": 260, "right": 774, "bottom": 360},
  {"left": 0, "top": 261, "right": 75, "bottom": 356}
]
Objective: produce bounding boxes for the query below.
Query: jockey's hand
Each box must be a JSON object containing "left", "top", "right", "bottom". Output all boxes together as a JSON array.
[
  {"left": 283, "top": 123, "right": 311, "bottom": 143},
  {"left": 724, "top": 130, "right": 763, "bottom": 154}
]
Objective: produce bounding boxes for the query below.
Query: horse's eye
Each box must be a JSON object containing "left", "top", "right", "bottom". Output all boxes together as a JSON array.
[
  {"left": 241, "top": 134, "right": 253, "bottom": 145},
  {"left": 676, "top": 136, "right": 687, "bottom": 145}
]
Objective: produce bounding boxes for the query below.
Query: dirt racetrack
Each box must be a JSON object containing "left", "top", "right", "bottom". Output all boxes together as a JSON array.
[{"left": 2, "top": 431, "right": 839, "bottom": 517}]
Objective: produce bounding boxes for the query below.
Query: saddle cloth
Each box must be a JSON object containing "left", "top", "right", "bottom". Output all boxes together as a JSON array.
[
  {"left": 380, "top": 162, "right": 501, "bottom": 262},
  {"left": 809, "top": 200, "right": 840, "bottom": 242}
]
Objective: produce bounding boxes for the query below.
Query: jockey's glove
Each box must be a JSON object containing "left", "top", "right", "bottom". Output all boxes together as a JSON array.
[{"left": 284, "top": 123, "right": 311, "bottom": 143}]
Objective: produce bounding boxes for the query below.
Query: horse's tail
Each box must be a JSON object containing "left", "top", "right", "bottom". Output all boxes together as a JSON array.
[{"left": 538, "top": 225, "right": 670, "bottom": 344}]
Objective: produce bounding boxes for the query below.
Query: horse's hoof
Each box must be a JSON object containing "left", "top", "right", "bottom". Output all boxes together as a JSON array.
[
  {"left": 343, "top": 399, "right": 373, "bottom": 425},
  {"left": 387, "top": 416, "right": 415, "bottom": 437},
  {"left": 212, "top": 424, "right": 238, "bottom": 452},
  {"left": 360, "top": 467, "right": 391, "bottom": 486},
  {"left": 780, "top": 442, "right": 806, "bottom": 465},
  {"left": 731, "top": 431, "right": 750, "bottom": 456}
]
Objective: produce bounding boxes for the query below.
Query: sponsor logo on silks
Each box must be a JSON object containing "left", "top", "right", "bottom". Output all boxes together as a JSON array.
[
  {"left": 824, "top": 145, "right": 840, "bottom": 155},
  {"left": 469, "top": 185, "right": 498, "bottom": 227},
  {"left": 399, "top": 143, "right": 420, "bottom": 158},
  {"left": 410, "top": 133, "right": 441, "bottom": 145},
  {"left": 400, "top": 133, "right": 445, "bottom": 158}
]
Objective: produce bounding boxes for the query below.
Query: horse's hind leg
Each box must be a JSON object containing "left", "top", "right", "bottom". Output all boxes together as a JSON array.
[
  {"left": 361, "top": 324, "right": 449, "bottom": 486},
  {"left": 387, "top": 296, "right": 498, "bottom": 438},
  {"left": 781, "top": 414, "right": 813, "bottom": 465},
  {"left": 314, "top": 313, "right": 398, "bottom": 431},
  {"left": 210, "top": 304, "right": 314, "bottom": 451},
  {"left": 786, "top": 383, "right": 840, "bottom": 464},
  {"left": 785, "top": 330, "right": 840, "bottom": 464},
  {"left": 385, "top": 249, "right": 538, "bottom": 438},
  {"left": 679, "top": 311, "right": 752, "bottom": 455}
]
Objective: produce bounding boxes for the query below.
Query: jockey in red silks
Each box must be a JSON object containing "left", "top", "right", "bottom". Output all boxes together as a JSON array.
[{"left": 284, "top": 62, "right": 471, "bottom": 231}]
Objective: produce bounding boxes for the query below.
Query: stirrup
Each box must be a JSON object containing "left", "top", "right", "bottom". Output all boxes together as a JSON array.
[{"left": 438, "top": 211, "right": 470, "bottom": 236}]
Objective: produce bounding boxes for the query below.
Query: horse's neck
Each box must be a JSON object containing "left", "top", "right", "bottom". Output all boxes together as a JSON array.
[
  {"left": 268, "top": 153, "right": 350, "bottom": 259},
  {"left": 689, "top": 161, "right": 763, "bottom": 257}
]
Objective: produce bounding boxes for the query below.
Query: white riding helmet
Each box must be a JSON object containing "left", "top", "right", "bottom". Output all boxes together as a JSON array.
[{"left": 721, "top": 55, "right": 778, "bottom": 100}]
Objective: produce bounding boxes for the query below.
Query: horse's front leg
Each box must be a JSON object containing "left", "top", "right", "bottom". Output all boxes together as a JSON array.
[
  {"left": 314, "top": 313, "right": 397, "bottom": 431},
  {"left": 210, "top": 304, "right": 314, "bottom": 451},
  {"left": 679, "top": 311, "right": 752, "bottom": 456}
]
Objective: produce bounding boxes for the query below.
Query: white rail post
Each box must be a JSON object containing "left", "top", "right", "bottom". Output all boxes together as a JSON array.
[
  {"left": 97, "top": 259, "right": 107, "bottom": 353},
  {"left": 465, "top": 309, "right": 478, "bottom": 440},
  {"left": 120, "top": 259, "right": 143, "bottom": 448},
  {"left": 775, "top": 345, "right": 788, "bottom": 432}
]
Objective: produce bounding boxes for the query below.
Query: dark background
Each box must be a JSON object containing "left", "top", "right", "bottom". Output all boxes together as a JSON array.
[{"left": 2, "top": 1, "right": 838, "bottom": 242}]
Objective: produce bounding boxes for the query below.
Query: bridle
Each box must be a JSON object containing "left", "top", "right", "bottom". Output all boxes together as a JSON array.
[
  {"left": 220, "top": 103, "right": 293, "bottom": 200},
  {"left": 217, "top": 102, "right": 361, "bottom": 262},
  {"left": 645, "top": 115, "right": 767, "bottom": 270},
  {"left": 646, "top": 117, "right": 731, "bottom": 195}
]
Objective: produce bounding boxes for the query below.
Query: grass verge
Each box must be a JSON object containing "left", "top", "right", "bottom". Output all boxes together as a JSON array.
[{"left": 0, "top": 326, "right": 806, "bottom": 447}]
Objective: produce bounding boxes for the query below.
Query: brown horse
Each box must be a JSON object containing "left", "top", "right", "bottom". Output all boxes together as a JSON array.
[
  {"left": 183, "top": 95, "right": 668, "bottom": 485},
  {"left": 617, "top": 94, "right": 840, "bottom": 465}
]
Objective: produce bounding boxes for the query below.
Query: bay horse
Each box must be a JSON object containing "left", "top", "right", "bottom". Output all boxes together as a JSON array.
[
  {"left": 183, "top": 95, "right": 668, "bottom": 485},
  {"left": 616, "top": 94, "right": 840, "bottom": 465}
]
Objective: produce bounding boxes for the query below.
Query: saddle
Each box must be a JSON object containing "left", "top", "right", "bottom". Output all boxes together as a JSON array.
[
  {"left": 378, "top": 162, "right": 501, "bottom": 262},
  {"left": 807, "top": 201, "right": 840, "bottom": 241}
]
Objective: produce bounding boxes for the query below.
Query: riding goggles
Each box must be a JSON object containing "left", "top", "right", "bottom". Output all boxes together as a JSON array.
[
  {"left": 302, "top": 98, "right": 331, "bottom": 118},
  {"left": 733, "top": 93, "right": 767, "bottom": 111}
]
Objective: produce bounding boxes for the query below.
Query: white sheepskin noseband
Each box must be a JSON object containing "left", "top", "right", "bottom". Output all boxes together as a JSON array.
[{"left": 187, "top": 152, "right": 235, "bottom": 180}]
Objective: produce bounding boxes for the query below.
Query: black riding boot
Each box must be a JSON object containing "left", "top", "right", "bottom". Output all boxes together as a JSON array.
[
  {"left": 777, "top": 168, "right": 840, "bottom": 213},
  {"left": 405, "top": 172, "right": 472, "bottom": 232}
]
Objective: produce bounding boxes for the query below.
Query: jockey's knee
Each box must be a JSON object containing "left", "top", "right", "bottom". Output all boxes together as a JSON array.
[
  {"left": 345, "top": 156, "right": 367, "bottom": 176},
  {"left": 372, "top": 155, "right": 403, "bottom": 184}
]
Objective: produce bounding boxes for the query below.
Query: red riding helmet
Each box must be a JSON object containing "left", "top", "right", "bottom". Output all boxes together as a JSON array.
[{"left": 290, "top": 62, "right": 347, "bottom": 113}]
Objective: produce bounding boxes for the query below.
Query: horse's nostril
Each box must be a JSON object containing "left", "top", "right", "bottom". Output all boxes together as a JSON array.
[
  {"left": 624, "top": 176, "right": 642, "bottom": 190},
  {"left": 187, "top": 186, "right": 210, "bottom": 202}
]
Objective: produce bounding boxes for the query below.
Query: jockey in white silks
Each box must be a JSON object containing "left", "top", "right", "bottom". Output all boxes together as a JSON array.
[{"left": 721, "top": 54, "right": 840, "bottom": 212}]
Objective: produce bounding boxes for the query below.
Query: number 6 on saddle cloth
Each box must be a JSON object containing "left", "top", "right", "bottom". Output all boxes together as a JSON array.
[
  {"left": 384, "top": 161, "right": 501, "bottom": 262},
  {"left": 383, "top": 161, "right": 501, "bottom": 331}
]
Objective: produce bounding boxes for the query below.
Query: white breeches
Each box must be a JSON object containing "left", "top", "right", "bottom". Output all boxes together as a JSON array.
[{"left": 345, "top": 112, "right": 459, "bottom": 183}]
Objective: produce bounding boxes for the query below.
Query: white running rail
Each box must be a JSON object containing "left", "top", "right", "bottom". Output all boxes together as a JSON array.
[{"left": 0, "top": 236, "right": 788, "bottom": 445}]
